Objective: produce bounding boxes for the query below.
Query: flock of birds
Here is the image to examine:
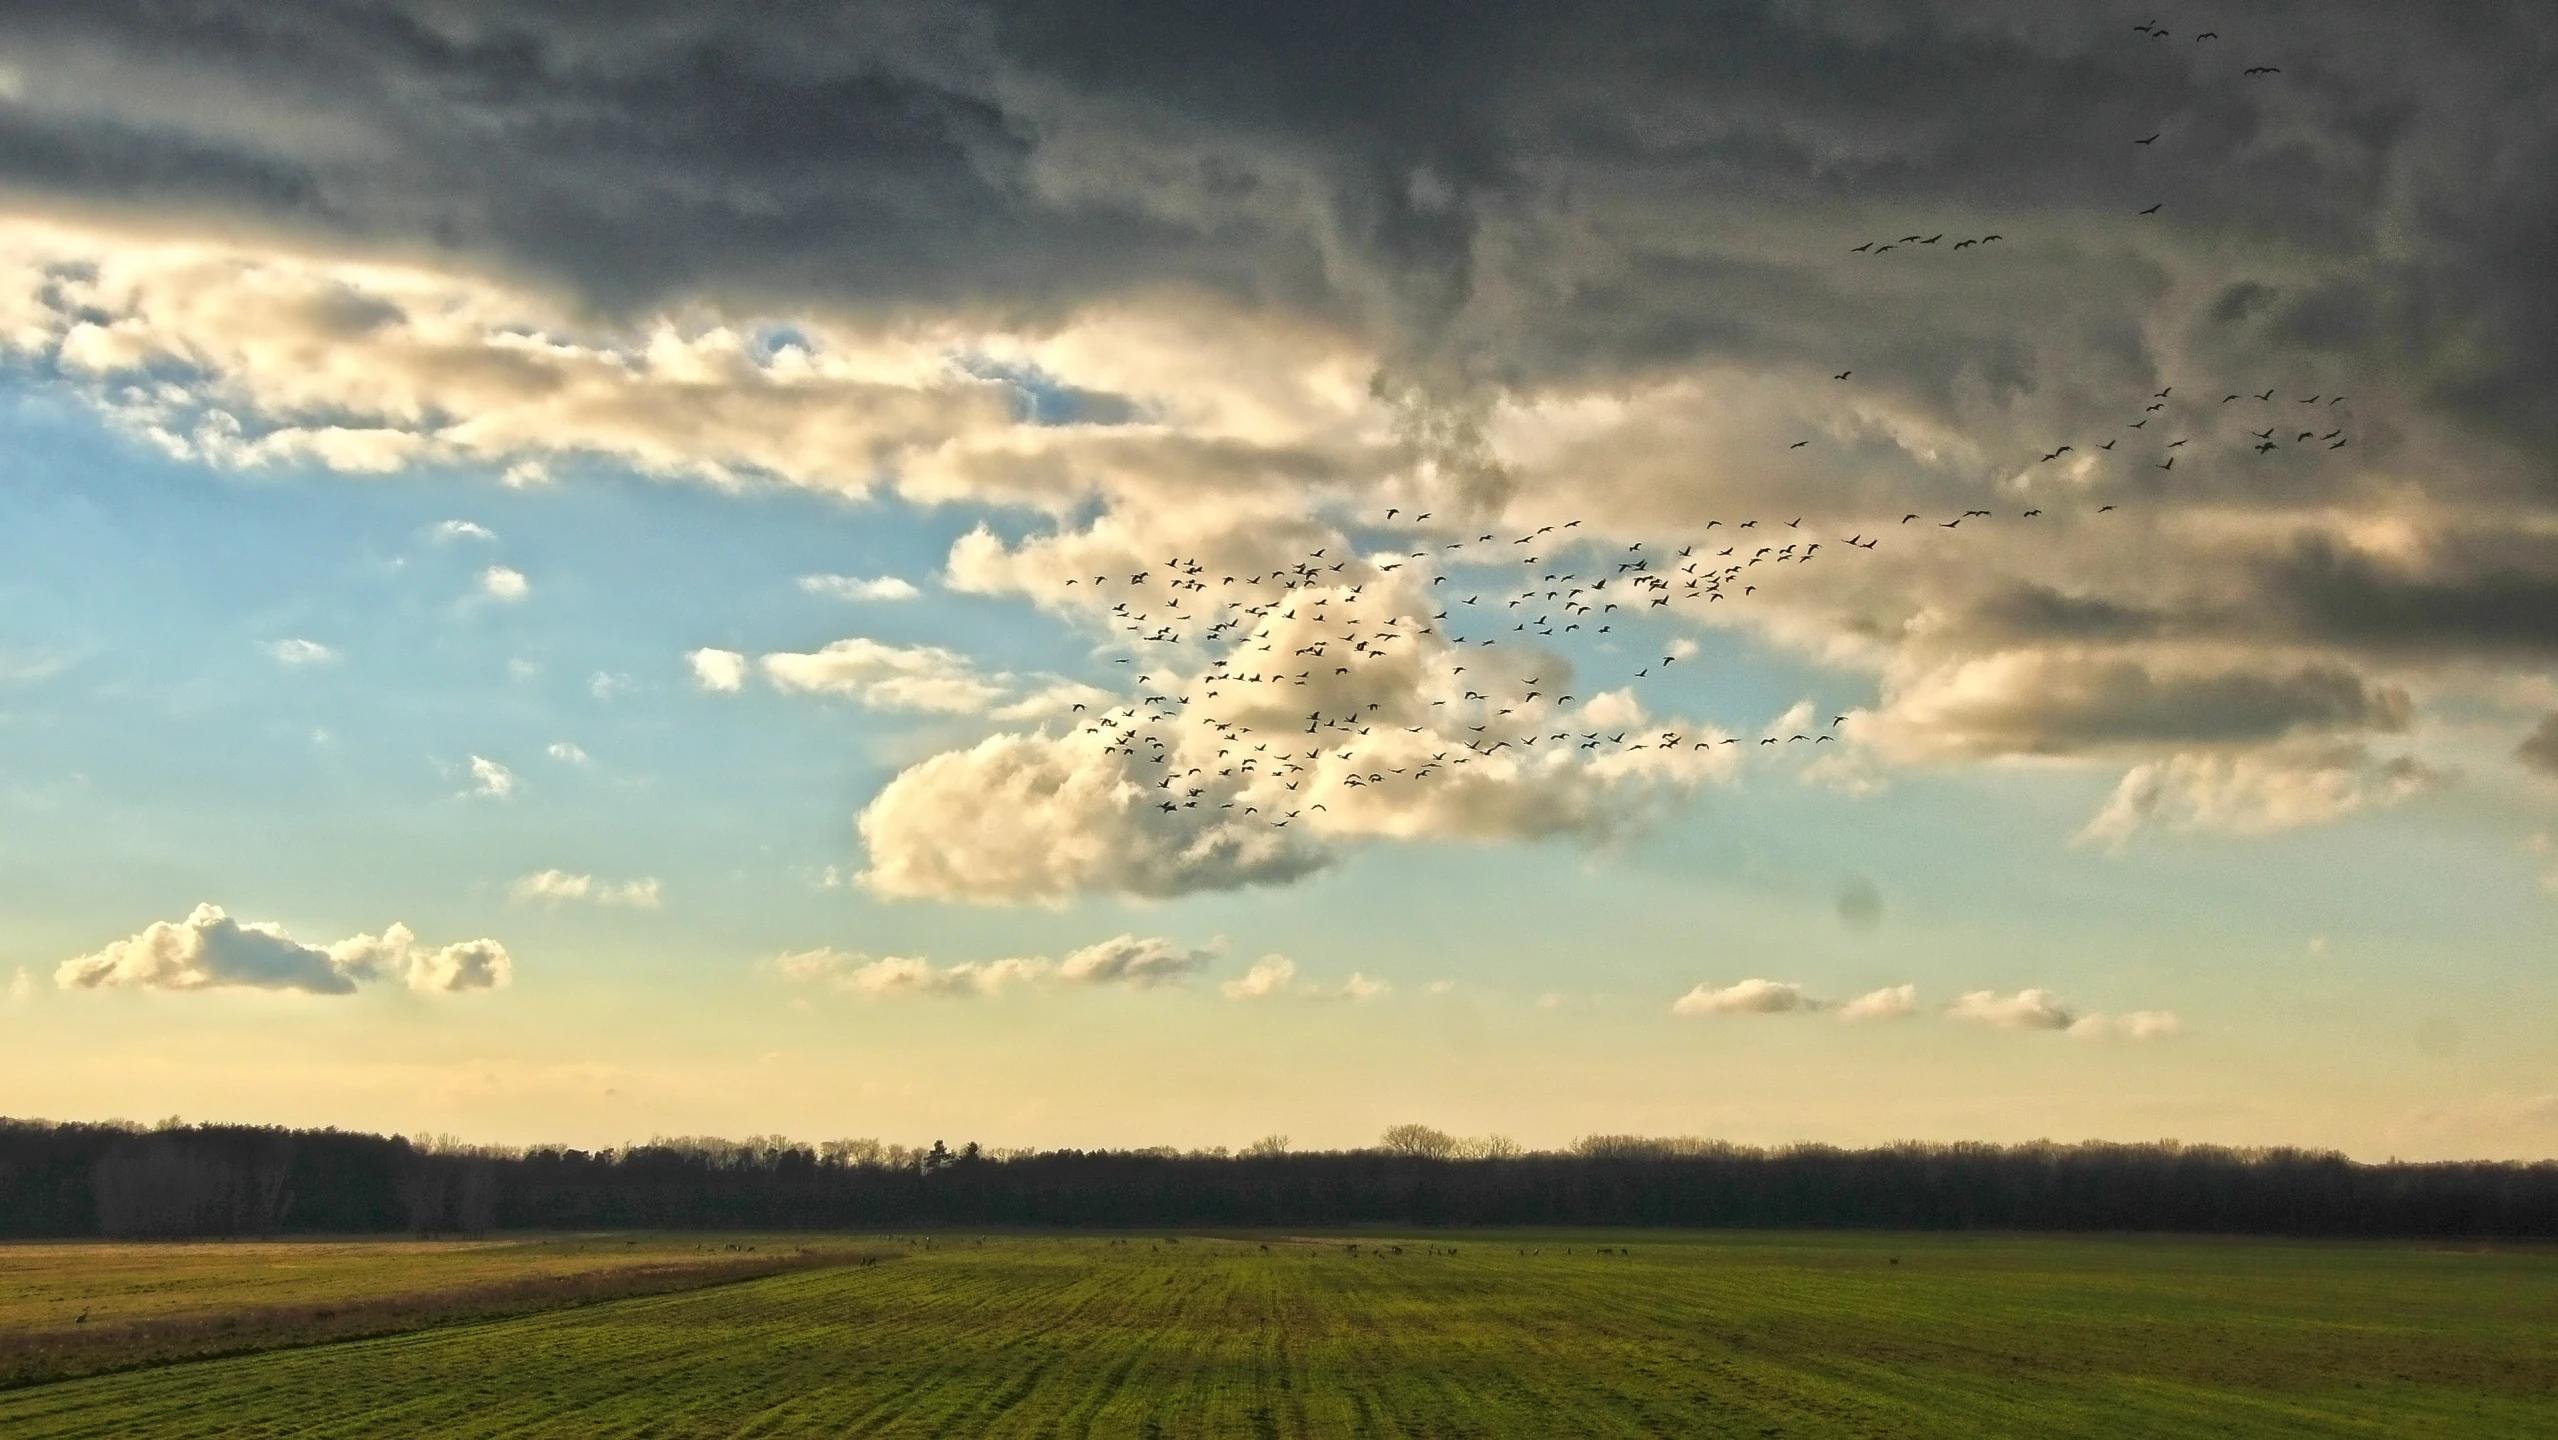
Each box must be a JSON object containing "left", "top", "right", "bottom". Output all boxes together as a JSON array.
[{"left": 1028, "top": 14, "right": 2364, "bottom": 834}]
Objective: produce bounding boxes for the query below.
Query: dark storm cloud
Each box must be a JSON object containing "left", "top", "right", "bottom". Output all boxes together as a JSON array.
[
  {"left": 1891, "top": 653, "right": 2413, "bottom": 760},
  {"left": 1, "top": 0, "right": 2553, "bottom": 767},
  {"left": 0, "top": 2, "right": 2549, "bottom": 406},
  {"left": 2250, "top": 536, "right": 2558, "bottom": 658},
  {"left": 2520, "top": 715, "right": 2558, "bottom": 778}
]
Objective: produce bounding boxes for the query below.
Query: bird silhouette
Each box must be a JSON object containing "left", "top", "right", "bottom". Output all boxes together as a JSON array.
[{"left": 2139, "top": 203, "right": 2164, "bottom": 215}]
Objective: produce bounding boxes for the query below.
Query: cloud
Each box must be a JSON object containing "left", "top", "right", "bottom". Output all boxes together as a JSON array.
[
  {"left": 2067, "top": 1010, "right": 2184, "bottom": 1042},
  {"left": 465, "top": 755, "right": 514, "bottom": 799},
  {"left": 859, "top": 731, "right": 1326, "bottom": 904},
  {"left": 1839, "top": 984, "right": 1918, "bottom": 1022},
  {"left": 56, "top": 904, "right": 510, "bottom": 995},
  {"left": 547, "top": 741, "right": 589, "bottom": 764},
  {"left": 2077, "top": 742, "right": 2434, "bottom": 849},
  {"left": 687, "top": 649, "right": 748, "bottom": 693},
  {"left": 1055, "top": 933, "right": 1212, "bottom": 987},
  {"left": 1946, "top": 988, "right": 2076, "bottom": 1031},
  {"left": 479, "top": 566, "right": 529, "bottom": 601},
  {"left": 779, "top": 933, "right": 1210, "bottom": 998},
  {"left": 1865, "top": 652, "right": 2413, "bottom": 762},
  {"left": 1222, "top": 956, "right": 1298, "bottom": 1000},
  {"left": 2520, "top": 715, "right": 2558, "bottom": 777},
  {"left": 1220, "top": 954, "right": 1384, "bottom": 1001},
  {"left": 263, "top": 638, "right": 336, "bottom": 666},
  {"left": 760, "top": 638, "right": 1004, "bottom": 713},
  {"left": 1673, "top": 978, "right": 1820, "bottom": 1016},
  {"left": 799, "top": 574, "right": 921, "bottom": 602},
  {"left": 431, "top": 520, "right": 495, "bottom": 543},
  {"left": 0, "top": 2, "right": 2541, "bottom": 879},
  {"left": 7, "top": 967, "right": 30, "bottom": 1008},
  {"left": 510, "top": 870, "right": 662, "bottom": 909},
  {"left": 852, "top": 576, "right": 1736, "bottom": 903}
]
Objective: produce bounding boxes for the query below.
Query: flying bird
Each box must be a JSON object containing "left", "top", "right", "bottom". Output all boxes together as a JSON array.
[{"left": 2139, "top": 203, "right": 2164, "bottom": 215}]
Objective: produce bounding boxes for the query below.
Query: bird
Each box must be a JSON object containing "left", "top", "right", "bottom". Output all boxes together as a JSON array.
[
  {"left": 1851, "top": 242, "right": 1873, "bottom": 253},
  {"left": 2245, "top": 65, "right": 2281, "bottom": 76},
  {"left": 2157, "top": 457, "right": 2174, "bottom": 470},
  {"left": 1834, "top": 370, "right": 1851, "bottom": 380},
  {"left": 2136, "top": 133, "right": 2160, "bottom": 146},
  {"left": 2139, "top": 203, "right": 2163, "bottom": 215},
  {"left": 1789, "top": 441, "right": 1809, "bottom": 449}
]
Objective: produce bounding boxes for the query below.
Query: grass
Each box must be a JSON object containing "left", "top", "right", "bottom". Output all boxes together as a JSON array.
[
  {"left": 1, "top": 1229, "right": 2553, "bottom": 1436},
  {"left": 0, "top": 1233, "right": 874, "bottom": 1387}
]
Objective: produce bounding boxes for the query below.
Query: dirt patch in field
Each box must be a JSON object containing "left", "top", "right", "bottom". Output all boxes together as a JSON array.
[{"left": 0, "top": 1247, "right": 892, "bottom": 1389}]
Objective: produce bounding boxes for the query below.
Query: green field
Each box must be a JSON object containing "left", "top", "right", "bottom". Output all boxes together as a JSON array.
[
  {"left": 0, "top": 1233, "right": 865, "bottom": 1387},
  {"left": 3, "top": 1230, "right": 2552, "bottom": 1437}
]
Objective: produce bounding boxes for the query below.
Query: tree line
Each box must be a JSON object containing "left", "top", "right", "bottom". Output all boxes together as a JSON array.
[{"left": 3, "top": 1117, "right": 2551, "bottom": 1239}]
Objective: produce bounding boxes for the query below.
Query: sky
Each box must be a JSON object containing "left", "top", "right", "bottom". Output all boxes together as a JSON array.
[{"left": 3, "top": 1, "right": 2556, "bottom": 1159}]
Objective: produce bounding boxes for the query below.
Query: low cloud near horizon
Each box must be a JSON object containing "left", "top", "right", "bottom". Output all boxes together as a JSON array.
[{"left": 57, "top": 905, "right": 512, "bottom": 995}]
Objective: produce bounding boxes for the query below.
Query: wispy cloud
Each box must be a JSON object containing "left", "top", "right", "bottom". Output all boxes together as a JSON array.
[
  {"left": 263, "top": 638, "right": 336, "bottom": 666},
  {"left": 799, "top": 574, "right": 920, "bottom": 602},
  {"left": 511, "top": 870, "right": 662, "bottom": 909},
  {"left": 777, "top": 934, "right": 1214, "bottom": 999}
]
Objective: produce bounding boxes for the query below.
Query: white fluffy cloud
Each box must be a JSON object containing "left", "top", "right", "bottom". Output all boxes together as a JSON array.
[
  {"left": 760, "top": 638, "right": 1004, "bottom": 713},
  {"left": 1839, "top": 984, "right": 1919, "bottom": 1022},
  {"left": 799, "top": 574, "right": 920, "bottom": 602},
  {"left": 777, "top": 933, "right": 1211, "bottom": 999},
  {"left": 1943, "top": 988, "right": 2181, "bottom": 1041},
  {"left": 1946, "top": 988, "right": 2077, "bottom": 1030},
  {"left": 1673, "top": 978, "right": 1818, "bottom": 1016},
  {"left": 687, "top": 649, "right": 748, "bottom": 692},
  {"left": 1222, "top": 956, "right": 1299, "bottom": 1000},
  {"left": 479, "top": 565, "right": 529, "bottom": 601},
  {"left": 853, "top": 574, "right": 1737, "bottom": 903},
  {"left": 263, "top": 638, "right": 336, "bottom": 666},
  {"left": 431, "top": 519, "right": 495, "bottom": 543},
  {"left": 466, "top": 755, "right": 515, "bottom": 799},
  {"left": 510, "top": 870, "right": 662, "bottom": 909},
  {"left": 57, "top": 904, "right": 511, "bottom": 995},
  {"left": 2067, "top": 1010, "right": 2185, "bottom": 1042}
]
